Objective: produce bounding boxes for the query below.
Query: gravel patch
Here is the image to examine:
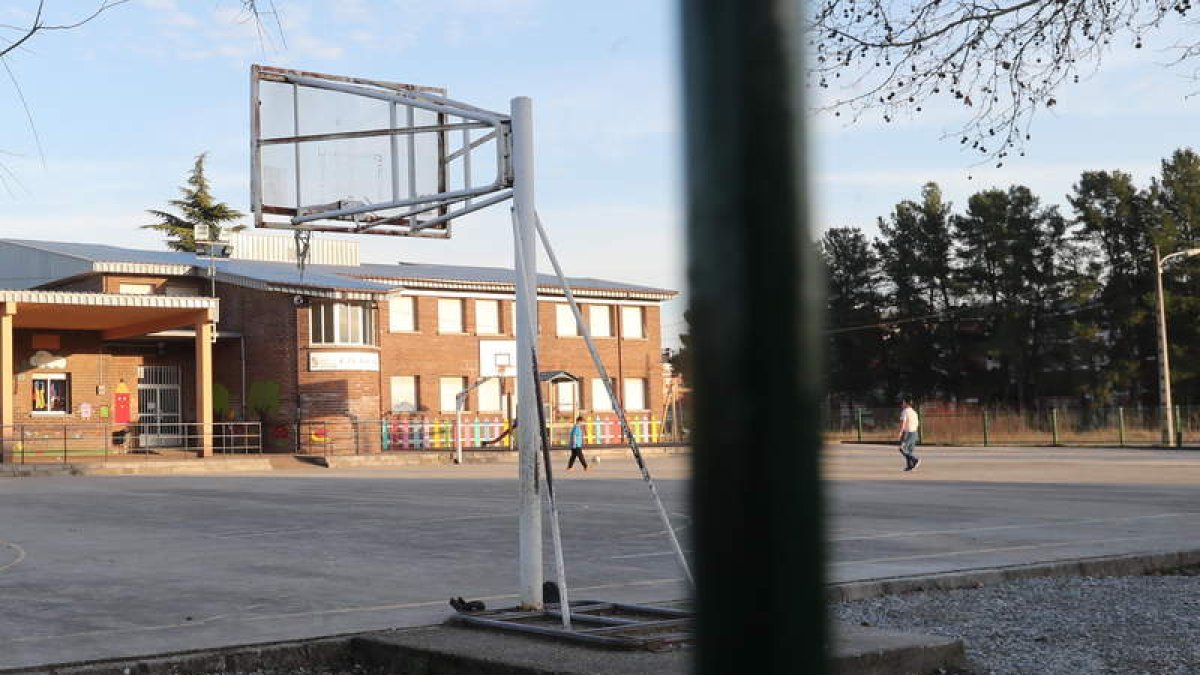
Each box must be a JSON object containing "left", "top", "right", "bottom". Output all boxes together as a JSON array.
[{"left": 834, "top": 571, "right": 1200, "bottom": 675}]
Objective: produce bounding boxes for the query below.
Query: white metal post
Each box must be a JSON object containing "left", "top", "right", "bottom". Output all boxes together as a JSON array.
[
  {"left": 1154, "top": 244, "right": 1174, "bottom": 446},
  {"left": 511, "top": 96, "right": 543, "bottom": 610}
]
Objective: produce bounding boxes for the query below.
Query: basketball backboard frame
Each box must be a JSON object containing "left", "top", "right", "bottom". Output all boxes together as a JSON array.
[{"left": 250, "top": 65, "right": 513, "bottom": 239}]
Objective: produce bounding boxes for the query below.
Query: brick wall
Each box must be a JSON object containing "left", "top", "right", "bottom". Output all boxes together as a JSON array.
[{"left": 378, "top": 295, "right": 665, "bottom": 421}]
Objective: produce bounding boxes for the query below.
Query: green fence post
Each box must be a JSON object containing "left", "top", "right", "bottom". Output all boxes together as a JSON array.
[
  {"left": 1051, "top": 409, "right": 1060, "bottom": 446},
  {"left": 1118, "top": 407, "right": 1126, "bottom": 448},
  {"left": 855, "top": 409, "right": 863, "bottom": 442},
  {"left": 982, "top": 410, "right": 990, "bottom": 447},
  {"left": 1175, "top": 405, "right": 1183, "bottom": 448}
]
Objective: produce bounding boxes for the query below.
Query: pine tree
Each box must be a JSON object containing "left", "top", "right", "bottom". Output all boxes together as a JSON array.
[{"left": 144, "top": 153, "right": 245, "bottom": 252}]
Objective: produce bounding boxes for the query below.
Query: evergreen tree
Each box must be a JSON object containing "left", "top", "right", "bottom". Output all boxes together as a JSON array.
[
  {"left": 144, "top": 153, "right": 245, "bottom": 252},
  {"left": 820, "top": 227, "right": 884, "bottom": 403},
  {"left": 1069, "top": 170, "right": 1159, "bottom": 406}
]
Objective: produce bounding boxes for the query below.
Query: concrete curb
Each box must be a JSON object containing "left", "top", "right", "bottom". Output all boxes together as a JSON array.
[
  {"left": 73, "top": 458, "right": 274, "bottom": 476},
  {"left": 828, "top": 548, "right": 1200, "bottom": 603},
  {"left": 832, "top": 623, "right": 965, "bottom": 675}
]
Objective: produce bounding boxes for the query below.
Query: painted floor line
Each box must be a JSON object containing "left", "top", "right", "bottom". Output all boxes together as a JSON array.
[
  {"left": 830, "top": 511, "right": 1199, "bottom": 543},
  {"left": 0, "top": 540, "right": 25, "bottom": 573},
  {"left": 835, "top": 534, "right": 1159, "bottom": 566}
]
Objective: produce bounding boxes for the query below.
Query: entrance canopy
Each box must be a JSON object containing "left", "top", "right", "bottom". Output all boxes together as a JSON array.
[{"left": 0, "top": 291, "right": 220, "bottom": 456}]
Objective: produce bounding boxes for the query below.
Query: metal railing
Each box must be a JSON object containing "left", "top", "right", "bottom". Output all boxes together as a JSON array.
[
  {"left": 825, "top": 405, "right": 1199, "bottom": 447},
  {"left": 0, "top": 422, "right": 261, "bottom": 464},
  {"left": 295, "top": 413, "right": 682, "bottom": 456}
]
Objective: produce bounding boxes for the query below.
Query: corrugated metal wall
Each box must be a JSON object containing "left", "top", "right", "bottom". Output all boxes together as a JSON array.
[{"left": 227, "top": 232, "right": 360, "bottom": 266}]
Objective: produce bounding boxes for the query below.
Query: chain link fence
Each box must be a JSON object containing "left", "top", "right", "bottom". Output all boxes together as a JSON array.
[{"left": 826, "top": 405, "right": 1199, "bottom": 447}]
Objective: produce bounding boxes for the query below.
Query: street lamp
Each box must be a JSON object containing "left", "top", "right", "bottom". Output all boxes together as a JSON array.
[{"left": 1153, "top": 244, "right": 1200, "bottom": 446}]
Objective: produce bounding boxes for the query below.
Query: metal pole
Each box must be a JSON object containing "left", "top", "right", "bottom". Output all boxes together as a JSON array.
[
  {"left": 531, "top": 350, "right": 572, "bottom": 630},
  {"left": 683, "top": 2, "right": 824, "bottom": 671},
  {"left": 535, "top": 214, "right": 693, "bottom": 586},
  {"left": 855, "top": 408, "right": 863, "bottom": 442},
  {"left": 1051, "top": 408, "right": 1059, "bottom": 446},
  {"left": 1154, "top": 244, "right": 1175, "bottom": 446},
  {"left": 1118, "top": 407, "right": 1126, "bottom": 447},
  {"left": 983, "top": 410, "right": 990, "bottom": 447},
  {"left": 511, "top": 96, "right": 542, "bottom": 610}
]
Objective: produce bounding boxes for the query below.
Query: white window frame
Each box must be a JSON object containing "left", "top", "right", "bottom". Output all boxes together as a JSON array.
[
  {"left": 555, "top": 380, "right": 577, "bottom": 414},
  {"left": 440, "top": 376, "right": 467, "bottom": 412},
  {"left": 388, "top": 296, "right": 416, "bottom": 333},
  {"left": 556, "top": 304, "right": 577, "bottom": 337},
  {"left": 621, "top": 306, "right": 645, "bottom": 339},
  {"left": 31, "top": 373, "right": 70, "bottom": 415},
  {"left": 438, "top": 298, "right": 464, "bottom": 334},
  {"left": 310, "top": 301, "right": 377, "bottom": 346},
  {"left": 588, "top": 305, "right": 612, "bottom": 338},
  {"left": 623, "top": 378, "right": 647, "bottom": 411},
  {"left": 477, "top": 378, "right": 502, "bottom": 412},
  {"left": 390, "top": 375, "right": 418, "bottom": 412},
  {"left": 118, "top": 283, "right": 154, "bottom": 295},
  {"left": 591, "top": 378, "right": 613, "bottom": 412},
  {"left": 475, "top": 299, "right": 500, "bottom": 335}
]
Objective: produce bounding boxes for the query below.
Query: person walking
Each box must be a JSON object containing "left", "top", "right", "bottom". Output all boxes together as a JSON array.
[
  {"left": 898, "top": 400, "right": 921, "bottom": 471},
  {"left": 567, "top": 416, "right": 588, "bottom": 471}
]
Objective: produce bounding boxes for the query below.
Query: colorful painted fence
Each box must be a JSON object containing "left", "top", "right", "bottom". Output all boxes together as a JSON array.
[{"left": 376, "top": 414, "right": 667, "bottom": 452}]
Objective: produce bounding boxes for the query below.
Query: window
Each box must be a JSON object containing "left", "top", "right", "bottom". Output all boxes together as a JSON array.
[
  {"left": 555, "top": 380, "right": 577, "bottom": 413},
  {"left": 163, "top": 284, "right": 197, "bottom": 297},
  {"left": 591, "top": 378, "right": 613, "bottom": 412},
  {"left": 438, "top": 298, "right": 464, "bottom": 333},
  {"left": 310, "top": 302, "right": 376, "bottom": 345},
  {"left": 477, "top": 378, "right": 501, "bottom": 412},
  {"left": 118, "top": 283, "right": 154, "bottom": 295},
  {"left": 623, "top": 378, "right": 647, "bottom": 410},
  {"left": 32, "top": 374, "right": 70, "bottom": 414},
  {"left": 589, "top": 305, "right": 612, "bottom": 337},
  {"left": 440, "top": 376, "right": 467, "bottom": 412},
  {"left": 388, "top": 296, "right": 416, "bottom": 332},
  {"left": 476, "top": 300, "right": 500, "bottom": 335},
  {"left": 390, "top": 376, "right": 418, "bottom": 412},
  {"left": 621, "top": 306, "right": 645, "bottom": 338},
  {"left": 556, "top": 304, "right": 577, "bottom": 336}
]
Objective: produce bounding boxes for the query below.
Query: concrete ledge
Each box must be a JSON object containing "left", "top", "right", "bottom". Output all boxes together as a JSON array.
[
  {"left": 828, "top": 548, "right": 1200, "bottom": 603},
  {"left": 0, "top": 463, "right": 78, "bottom": 478},
  {"left": 73, "top": 458, "right": 274, "bottom": 476},
  {"left": 6, "top": 619, "right": 967, "bottom": 675},
  {"left": 832, "top": 623, "right": 965, "bottom": 675}
]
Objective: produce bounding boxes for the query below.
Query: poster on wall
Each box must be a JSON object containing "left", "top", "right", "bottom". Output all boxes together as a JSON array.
[{"left": 113, "top": 381, "right": 131, "bottom": 424}]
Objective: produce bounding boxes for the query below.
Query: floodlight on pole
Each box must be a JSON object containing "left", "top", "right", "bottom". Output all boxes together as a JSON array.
[{"left": 1153, "top": 245, "right": 1200, "bottom": 446}]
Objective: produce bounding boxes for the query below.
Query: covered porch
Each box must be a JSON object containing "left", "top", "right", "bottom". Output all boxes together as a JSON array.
[{"left": 0, "top": 291, "right": 219, "bottom": 458}]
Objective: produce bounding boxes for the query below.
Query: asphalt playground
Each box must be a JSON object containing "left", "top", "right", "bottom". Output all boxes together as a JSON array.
[{"left": 2, "top": 445, "right": 1199, "bottom": 671}]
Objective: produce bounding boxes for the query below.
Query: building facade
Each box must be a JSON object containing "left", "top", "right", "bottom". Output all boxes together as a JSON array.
[{"left": 0, "top": 235, "right": 675, "bottom": 455}]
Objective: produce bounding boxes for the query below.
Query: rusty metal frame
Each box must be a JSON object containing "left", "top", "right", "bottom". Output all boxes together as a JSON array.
[
  {"left": 449, "top": 601, "right": 693, "bottom": 650},
  {"left": 250, "top": 65, "right": 513, "bottom": 239}
]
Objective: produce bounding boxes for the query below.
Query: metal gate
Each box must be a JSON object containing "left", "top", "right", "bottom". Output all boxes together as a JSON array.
[{"left": 138, "top": 366, "right": 182, "bottom": 448}]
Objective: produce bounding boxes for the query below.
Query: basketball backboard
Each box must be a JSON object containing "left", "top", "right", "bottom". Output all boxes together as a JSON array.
[{"left": 251, "top": 65, "right": 513, "bottom": 238}]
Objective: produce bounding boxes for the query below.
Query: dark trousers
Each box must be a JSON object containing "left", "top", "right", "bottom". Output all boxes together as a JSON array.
[{"left": 567, "top": 447, "right": 588, "bottom": 469}]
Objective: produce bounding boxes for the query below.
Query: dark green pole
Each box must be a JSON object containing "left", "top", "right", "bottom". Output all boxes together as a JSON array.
[
  {"left": 683, "top": 2, "right": 827, "bottom": 673},
  {"left": 856, "top": 408, "right": 863, "bottom": 442},
  {"left": 982, "top": 410, "right": 990, "bottom": 447},
  {"left": 1051, "top": 409, "right": 1059, "bottom": 446}
]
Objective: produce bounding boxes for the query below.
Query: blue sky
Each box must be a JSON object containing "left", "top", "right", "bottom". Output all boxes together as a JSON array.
[{"left": 1, "top": 1, "right": 1198, "bottom": 348}]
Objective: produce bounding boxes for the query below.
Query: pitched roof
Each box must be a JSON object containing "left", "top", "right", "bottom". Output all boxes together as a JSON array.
[{"left": 0, "top": 239, "right": 676, "bottom": 301}]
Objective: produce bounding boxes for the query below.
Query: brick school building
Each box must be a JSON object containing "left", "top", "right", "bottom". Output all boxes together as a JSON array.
[{"left": 0, "top": 234, "right": 675, "bottom": 455}]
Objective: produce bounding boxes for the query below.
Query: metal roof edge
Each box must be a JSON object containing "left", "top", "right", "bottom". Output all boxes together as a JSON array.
[
  {"left": 0, "top": 290, "right": 219, "bottom": 309},
  {"left": 357, "top": 277, "right": 676, "bottom": 301},
  {"left": 0, "top": 239, "right": 99, "bottom": 265}
]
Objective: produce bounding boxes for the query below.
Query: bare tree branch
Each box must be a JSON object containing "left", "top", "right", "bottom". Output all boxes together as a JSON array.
[{"left": 809, "top": 1, "right": 1199, "bottom": 163}]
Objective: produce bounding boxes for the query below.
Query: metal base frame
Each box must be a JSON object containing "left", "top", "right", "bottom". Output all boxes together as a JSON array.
[{"left": 448, "top": 601, "right": 693, "bottom": 650}]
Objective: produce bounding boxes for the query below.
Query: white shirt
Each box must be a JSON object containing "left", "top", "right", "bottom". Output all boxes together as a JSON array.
[{"left": 900, "top": 407, "right": 920, "bottom": 433}]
